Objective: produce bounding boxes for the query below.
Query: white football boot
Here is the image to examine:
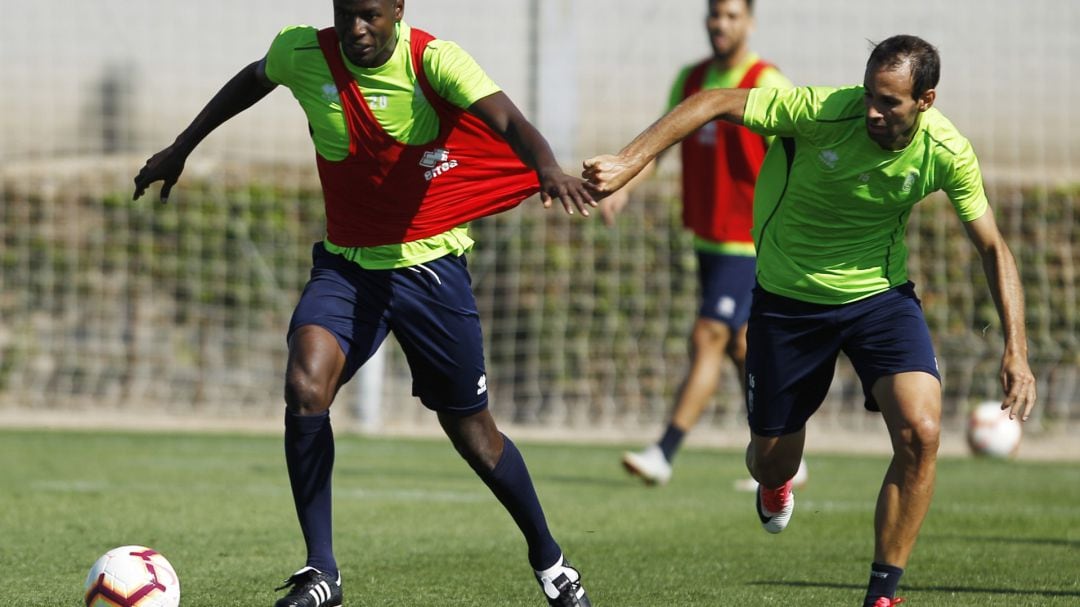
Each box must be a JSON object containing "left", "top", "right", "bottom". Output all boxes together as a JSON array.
[{"left": 621, "top": 445, "right": 673, "bottom": 486}]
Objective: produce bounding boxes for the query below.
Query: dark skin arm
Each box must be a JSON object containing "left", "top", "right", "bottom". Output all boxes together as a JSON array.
[
  {"left": 133, "top": 58, "right": 277, "bottom": 202},
  {"left": 469, "top": 91, "right": 596, "bottom": 216}
]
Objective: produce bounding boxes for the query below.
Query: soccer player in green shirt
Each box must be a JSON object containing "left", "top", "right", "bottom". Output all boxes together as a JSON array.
[{"left": 584, "top": 34, "right": 1037, "bottom": 606}]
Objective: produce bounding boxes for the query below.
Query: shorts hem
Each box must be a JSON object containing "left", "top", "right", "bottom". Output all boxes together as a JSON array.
[
  {"left": 862, "top": 365, "right": 942, "bottom": 411},
  {"left": 747, "top": 423, "right": 806, "bottom": 438},
  {"left": 419, "top": 397, "right": 489, "bottom": 417}
]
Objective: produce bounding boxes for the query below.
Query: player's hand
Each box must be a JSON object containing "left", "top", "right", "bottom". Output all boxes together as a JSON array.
[
  {"left": 133, "top": 143, "right": 188, "bottom": 203},
  {"left": 599, "top": 189, "right": 630, "bottom": 227},
  {"left": 581, "top": 153, "right": 643, "bottom": 197},
  {"left": 999, "top": 350, "right": 1036, "bottom": 421},
  {"left": 537, "top": 168, "right": 597, "bottom": 217}
]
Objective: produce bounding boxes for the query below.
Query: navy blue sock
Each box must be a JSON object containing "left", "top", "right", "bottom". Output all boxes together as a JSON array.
[
  {"left": 284, "top": 410, "right": 337, "bottom": 578},
  {"left": 863, "top": 562, "right": 903, "bottom": 606},
  {"left": 657, "top": 423, "right": 686, "bottom": 462},
  {"left": 477, "top": 434, "right": 562, "bottom": 570}
]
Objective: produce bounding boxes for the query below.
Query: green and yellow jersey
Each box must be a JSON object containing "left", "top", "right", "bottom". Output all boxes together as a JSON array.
[{"left": 743, "top": 85, "right": 988, "bottom": 305}]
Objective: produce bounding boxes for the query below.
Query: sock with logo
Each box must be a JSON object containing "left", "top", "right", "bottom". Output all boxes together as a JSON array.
[
  {"left": 284, "top": 409, "right": 338, "bottom": 578},
  {"left": 863, "top": 562, "right": 904, "bottom": 606},
  {"left": 657, "top": 423, "right": 686, "bottom": 462},
  {"left": 476, "top": 433, "right": 561, "bottom": 570}
]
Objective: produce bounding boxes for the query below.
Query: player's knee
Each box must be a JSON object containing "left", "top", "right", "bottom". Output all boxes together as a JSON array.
[
  {"left": 284, "top": 371, "right": 333, "bottom": 415},
  {"left": 691, "top": 320, "right": 730, "bottom": 354},
  {"left": 896, "top": 414, "right": 941, "bottom": 462}
]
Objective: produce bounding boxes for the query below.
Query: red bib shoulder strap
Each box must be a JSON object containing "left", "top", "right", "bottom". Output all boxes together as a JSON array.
[
  {"left": 683, "top": 58, "right": 776, "bottom": 98},
  {"left": 736, "top": 59, "right": 774, "bottom": 89},
  {"left": 682, "top": 59, "right": 712, "bottom": 100},
  {"left": 316, "top": 27, "right": 366, "bottom": 155}
]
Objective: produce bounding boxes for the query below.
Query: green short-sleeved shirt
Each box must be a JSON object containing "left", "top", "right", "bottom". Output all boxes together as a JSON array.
[
  {"left": 264, "top": 22, "right": 502, "bottom": 268},
  {"left": 742, "top": 85, "right": 989, "bottom": 304},
  {"left": 666, "top": 53, "right": 793, "bottom": 256}
]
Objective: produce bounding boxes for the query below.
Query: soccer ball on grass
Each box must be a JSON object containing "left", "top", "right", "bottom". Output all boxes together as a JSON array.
[
  {"left": 84, "top": 545, "right": 180, "bottom": 607},
  {"left": 966, "top": 400, "right": 1022, "bottom": 459}
]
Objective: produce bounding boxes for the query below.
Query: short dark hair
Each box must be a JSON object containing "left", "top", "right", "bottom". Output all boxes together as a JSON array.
[
  {"left": 709, "top": 0, "right": 754, "bottom": 12},
  {"left": 866, "top": 35, "right": 940, "bottom": 98}
]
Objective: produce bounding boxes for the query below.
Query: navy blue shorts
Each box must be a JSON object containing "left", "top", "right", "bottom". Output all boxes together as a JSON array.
[
  {"left": 745, "top": 282, "right": 940, "bottom": 436},
  {"left": 696, "top": 251, "right": 756, "bottom": 329},
  {"left": 287, "top": 243, "right": 489, "bottom": 416}
]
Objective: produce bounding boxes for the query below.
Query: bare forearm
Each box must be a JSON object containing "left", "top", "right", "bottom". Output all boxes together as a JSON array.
[
  {"left": 174, "top": 60, "right": 276, "bottom": 154},
  {"left": 500, "top": 118, "right": 562, "bottom": 176},
  {"left": 982, "top": 242, "right": 1028, "bottom": 356},
  {"left": 617, "top": 88, "right": 749, "bottom": 170}
]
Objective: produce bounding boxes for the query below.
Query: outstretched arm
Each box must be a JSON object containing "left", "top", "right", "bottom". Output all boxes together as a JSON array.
[
  {"left": 133, "top": 58, "right": 278, "bottom": 202},
  {"left": 962, "top": 210, "right": 1037, "bottom": 421},
  {"left": 469, "top": 91, "right": 596, "bottom": 217},
  {"left": 582, "top": 88, "right": 750, "bottom": 195},
  {"left": 597, "top": 158, "right": 657, "bottom": 227}
]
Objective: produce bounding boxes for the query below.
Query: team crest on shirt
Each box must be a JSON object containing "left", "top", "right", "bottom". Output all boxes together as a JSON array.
[
  {"left": 901, "top": 170, "right": 919, "bottom": 194},
  {"left": 818, "top": 149, "right": 840, "bottom": 169},
  {"left": 420, "top": 148, "right": 459, "bottom": 181},
  {"left": 321, "top": 83, "right": 339, "bottom": 102}
]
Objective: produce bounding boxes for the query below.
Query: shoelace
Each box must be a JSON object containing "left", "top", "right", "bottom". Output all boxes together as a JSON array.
[{"left": 274, "top": 572, "right": 311, "bottom": 592}]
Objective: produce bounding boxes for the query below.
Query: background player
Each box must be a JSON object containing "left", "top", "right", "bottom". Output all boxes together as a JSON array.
[{"left": 605, "top": 0, "right": 803, "bottom": 488}]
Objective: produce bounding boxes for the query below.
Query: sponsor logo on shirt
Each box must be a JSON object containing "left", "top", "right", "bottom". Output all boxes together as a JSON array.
[
  {"left": 476, "top": 374, "right": 488, "bottom": 396},
  {"left": 321, "top": 83, "right": 339, "bottom": 102},
  {"left": 420, "top": 148, "right": 459, "bottom": 182}
]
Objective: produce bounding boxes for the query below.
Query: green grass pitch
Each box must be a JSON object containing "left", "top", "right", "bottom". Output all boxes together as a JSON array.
[{"left": 2, "top": 428, "right": 1078, "bottom": 606}]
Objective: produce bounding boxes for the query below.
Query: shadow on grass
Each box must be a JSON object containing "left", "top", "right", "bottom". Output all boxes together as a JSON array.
[
  {"left": 328, "top": 464, "right": 628, "bottom": 487},
  {"left": 922, "top": 533, "right": 1080, "bottom": 549},
  {"left": 749, "top": 580, "right": 1080, "bottom": 599}
]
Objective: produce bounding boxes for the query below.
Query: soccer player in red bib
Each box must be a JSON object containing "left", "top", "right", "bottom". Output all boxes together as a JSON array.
[
  {"left": 585, "top": 35, "right": 1037, "bottom": 606},
  {"left": 603, "top": 0, "right": 801, "bottom": 487},
  {"left": 133, "top": 2, "right": 593, "bottom": 606}
]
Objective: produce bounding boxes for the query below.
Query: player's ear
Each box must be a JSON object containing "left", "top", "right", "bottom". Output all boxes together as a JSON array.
[
  {"left": 917, "top": 88, "right": 936, "bottom": 112},
  {"left": 394, "top": 0, "right": 404, "bottom": 21}
]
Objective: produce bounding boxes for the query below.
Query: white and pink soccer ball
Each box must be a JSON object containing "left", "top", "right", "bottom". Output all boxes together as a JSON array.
[
  {"left": 966, "top": 400, "right": 1023, "bottom": 459},
  {"left": 84, "top": 545, "right": 180, "bottom": 607}
]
